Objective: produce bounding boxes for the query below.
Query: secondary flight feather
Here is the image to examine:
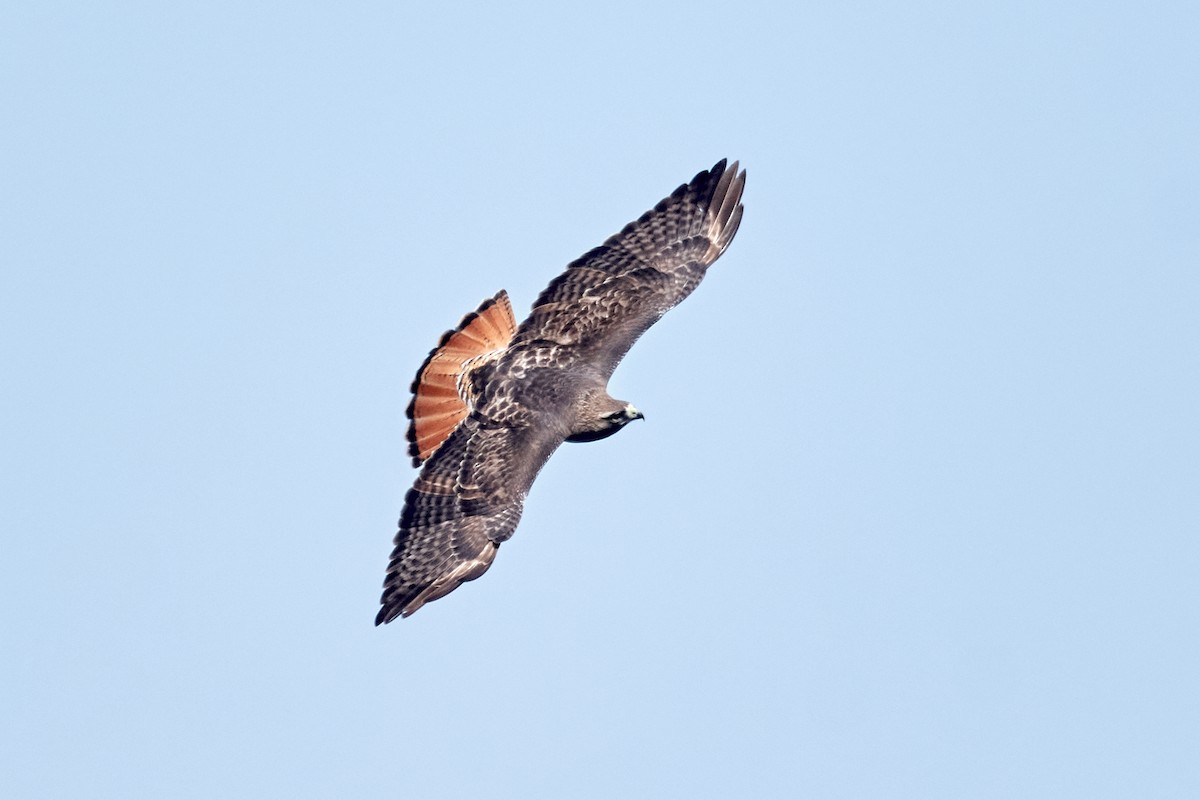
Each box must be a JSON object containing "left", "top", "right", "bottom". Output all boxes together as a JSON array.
[{"left": 377, "top": 159, "right": 746, "bottom": 624}]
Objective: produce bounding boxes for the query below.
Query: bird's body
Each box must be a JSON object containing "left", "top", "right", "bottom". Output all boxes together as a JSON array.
[{"left": 377, "top": 159, "right": 746, "bottom": 623}]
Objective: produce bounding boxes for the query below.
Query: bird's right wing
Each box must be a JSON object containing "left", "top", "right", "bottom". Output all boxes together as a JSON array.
[{"left": 376, "top": 414, "right": 562, "bottom": 624}]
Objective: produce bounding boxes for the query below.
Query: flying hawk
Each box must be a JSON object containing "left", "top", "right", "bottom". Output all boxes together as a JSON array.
[{"left": 377, "top": 159, "right": 746, "bottom": 624}]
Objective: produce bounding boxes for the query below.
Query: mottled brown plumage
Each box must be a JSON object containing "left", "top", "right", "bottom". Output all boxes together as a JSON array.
[{"left": 377, "top": 159, "right": 746, "bottom": 624}]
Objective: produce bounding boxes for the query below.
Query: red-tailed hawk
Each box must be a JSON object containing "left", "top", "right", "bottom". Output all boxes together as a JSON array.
[{"left": 377, "top": 159, "right": 746, "bottom": 623}]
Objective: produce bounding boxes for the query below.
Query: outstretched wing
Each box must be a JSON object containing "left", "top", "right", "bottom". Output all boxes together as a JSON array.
[
  {"left": 512, "top": 159, "right": 746, "bottom": 377},
  {"left": 376, "top": 413, "right": 561, "bottom": 624}
]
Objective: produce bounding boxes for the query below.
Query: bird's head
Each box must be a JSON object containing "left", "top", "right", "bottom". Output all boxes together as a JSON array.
[{"left": 566, "top": 399, "right": 644, "bottom": 443}]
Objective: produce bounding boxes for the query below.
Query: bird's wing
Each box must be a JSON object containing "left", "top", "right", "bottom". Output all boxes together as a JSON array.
[
  {"left": 512, "top": 159, "right": 745, "bottom": 377},
  {"left": 376, "top": 413, "right": 561, "bottom": 623}
]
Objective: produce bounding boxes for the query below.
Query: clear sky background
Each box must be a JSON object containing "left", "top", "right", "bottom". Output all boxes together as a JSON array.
[{"left": 3, "top": 2, "right": 1198, "bottom": 797}]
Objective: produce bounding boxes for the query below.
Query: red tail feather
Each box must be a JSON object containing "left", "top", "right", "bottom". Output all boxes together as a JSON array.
[{"left": 406, "top": 291, "right": 516, "bottom": 465}]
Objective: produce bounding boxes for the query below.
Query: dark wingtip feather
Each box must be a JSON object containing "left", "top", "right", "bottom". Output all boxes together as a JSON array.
[
  {"left": 709, "top": 160, "right": 746, "bottom": 254},
  {"left": 699, "top": 158, "right": 728, "bottom": 187}
]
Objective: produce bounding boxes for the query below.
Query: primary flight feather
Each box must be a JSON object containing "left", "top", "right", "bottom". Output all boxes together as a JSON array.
[{"left": 377, "top": 159, "right": 746, "bottom": 624}]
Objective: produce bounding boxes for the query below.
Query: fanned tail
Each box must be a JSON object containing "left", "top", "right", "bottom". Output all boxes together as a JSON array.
[{"left": 405, "top": 291, "right": 517, "bottom": 465}]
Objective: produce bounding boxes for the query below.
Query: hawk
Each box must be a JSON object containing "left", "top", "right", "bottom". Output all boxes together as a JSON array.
[{"left": 377, "top": 159, "right": 746, "bottom": 624}]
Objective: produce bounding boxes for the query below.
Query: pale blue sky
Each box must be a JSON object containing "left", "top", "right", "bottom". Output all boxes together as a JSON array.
[{"left": 3, "top": 2, "right": 1198, "bottom": 797}]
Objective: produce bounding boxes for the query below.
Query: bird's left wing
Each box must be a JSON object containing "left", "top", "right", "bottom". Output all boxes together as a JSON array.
[{"left": 376, "top": 413, "right": 562, "bottom": 623}]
